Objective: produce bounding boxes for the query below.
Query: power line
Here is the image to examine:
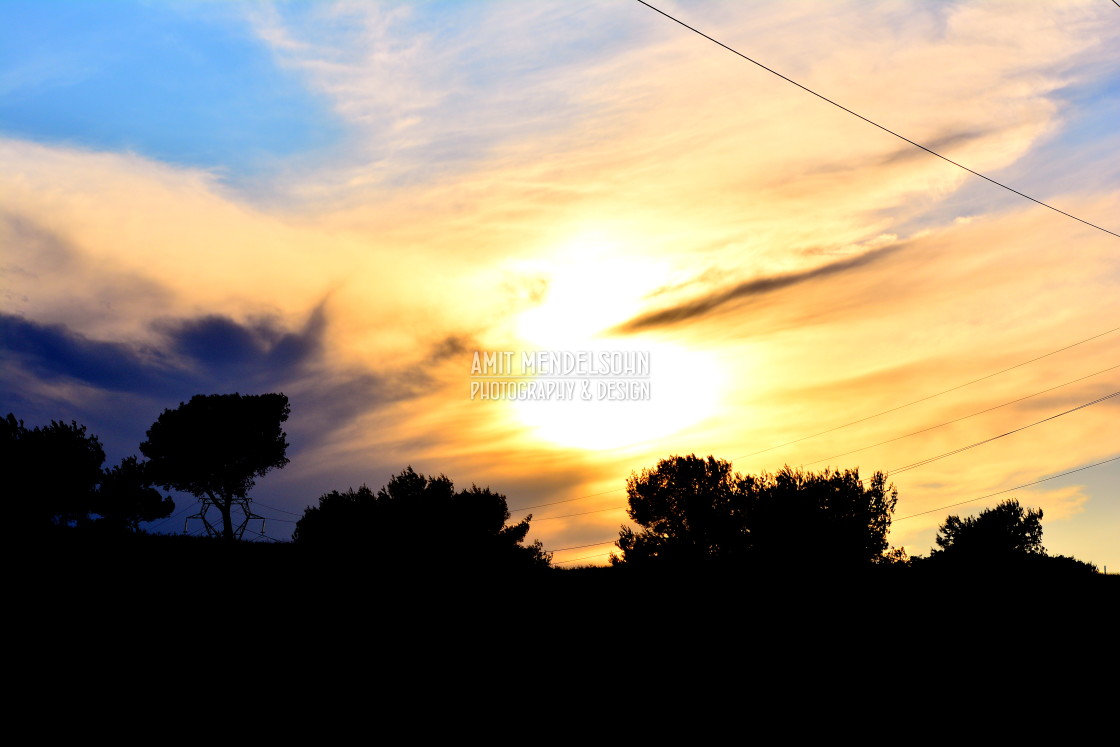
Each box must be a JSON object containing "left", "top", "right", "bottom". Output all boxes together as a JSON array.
[
  {"left": 534, "top": 2, "right": 1120, "bottom": 555},
  {"left": 253, "top": 500, "right": 304, "bottom": 517},
  {"left": 512, "top": 328, "right": 1118, "bottom": 520},
  {"left": 549, "top": 454, "right": 1120, "bottom": 556},
  {"left": 533, "top": 505, "right": 628, "bottom": 522},
  {"left": 250, "top": 515, "right": 297, "bottom": 524},
  {"left": 546, "top": 539, "right": 619, "bottom": 553},
  {"left": 537, "top": 388, "right": 1115, "bottom": 522},
  {"left": 554, "top": 552, "right": 616, "bottom": 565},
  {"left": 510, "top": 488, "right": 622, "bottom": 513},
  {"left": 145, "top": 502, "right": 195, "bottom": 533},
  {"left": 147, "top": 497, "right": 297, "bottom": 532},
  {"left": 634, "top": 0, "right": 1120, "bottom": 239},
  {"left": 802, "top": 364, "right": 1120, "bottom": 468},
  {"left": 893, "top": 455, "right": 1120, "bottom": 521},
  {"left": 886, "top": 390, "right": 1118, "bottom": 475},
  {"left": 243, "top": 527, "right": 285, "bottom": 543},
  {"left": 730, "top": 326, "right": 1119, "bottom": 461}
]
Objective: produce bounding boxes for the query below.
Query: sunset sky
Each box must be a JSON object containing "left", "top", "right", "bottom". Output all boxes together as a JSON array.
[{"left": 2, "top": 0, "right": 1117, "bottom": 568}]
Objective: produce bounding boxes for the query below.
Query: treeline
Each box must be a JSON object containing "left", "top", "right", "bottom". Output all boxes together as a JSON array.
[
  {"left": 610, "top": 453, "right": 1100, "bottom": 578},
  {"left": 3, "top": 394, "right": 1106, "bottom": 580},
  {"left": 3, "top": 413, "right": 174, "bottom": 535}
]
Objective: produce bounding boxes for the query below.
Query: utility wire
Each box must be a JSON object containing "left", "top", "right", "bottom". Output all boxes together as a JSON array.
[
  {"left": 535, "top": 388, "right": 1115, "bottom": 522},
  {"left": 730, "top": 326, "right": 1119, "bottom": 461},
  {"left": 533, "top": 505, "right": 628, "bottom": 522},
  {"left": 886, "top": 390, "right": 1118, "bottom": 475},
  {"left": 546, "top": 539, "right": 620, "bottom": 553},
  {"left": 251, "top": 515, "right": 297, "bottom": 524},
  {"left": 538, "top": 0, "right": 1120, "bottom": 556},
  {"left": 243, "top": 527, "right": 285, "bottom": 543},
  {"left": 893, "top": 454, "right": 1120, "bottom": 521},
  {"left": 511, "top": 488, "right": 621, "bottom": 513},
  {"left": 253, "top": 500, "right": 304, "bottom": 517},
  {"left": 145, "top": 502, "right": 195, "bottom": 533},
  {"left": 634, "top": 0, "right": 1120, "bottom": 239},
  {"left": 511, "top": 328, "right": 1118, "bottom": 518},
  {"left": 149, "top": 499, "right": 299, "bottom": 535},
  {"left": 802, "top": 364, "right": 1120, "bottom": 468},
  {"left": 554, "top": 552, "right": 616, "bottom": 565},
  {"left": 550, "top": 454, "right": 1120, "bottom": 555},
  {"left": 520, "top": 361, "right": 1120, "bottom": 522}
]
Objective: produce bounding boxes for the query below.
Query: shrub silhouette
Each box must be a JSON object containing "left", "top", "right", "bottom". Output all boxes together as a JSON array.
[{"left": 294, "top": 466, "right": 551, "bottom": 571}]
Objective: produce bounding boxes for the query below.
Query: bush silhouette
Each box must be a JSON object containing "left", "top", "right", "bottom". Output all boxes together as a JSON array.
[{"left": 294, "top": 466, "right": 551, "bottom": 571}]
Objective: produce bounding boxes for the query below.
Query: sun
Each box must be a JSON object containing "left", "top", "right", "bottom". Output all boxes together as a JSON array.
[
  {"left": 511, "top": 339, "right": 724, "bottom": 450},
  {"left": 504, "top": 236, "right": 725, "bottom": 450}
]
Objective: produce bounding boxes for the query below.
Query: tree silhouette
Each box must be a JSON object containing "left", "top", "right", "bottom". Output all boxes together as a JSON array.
[
  {"left": 933, "top": 499, "right": 1044, "bottom": 558},
  {"left": 139, "top": 393, "right": 289, "bottom": 541},
  {"left": 744, "top": 465, "right": 897, "bottom": 567},
  {"left": 613, "top": 455, "right": 898, "bottom": 568},
  {"left": 293, "top": 467, "right": 552, "bottom": 570},
  {"left": 3, "top": 413, "right": 106, "bottom": 530},
  {"left": 95, "top": 456, "right": 175, "bottom": 533},
  {"left": 615, "top": 455, "right": 745, "bottom": 565}
]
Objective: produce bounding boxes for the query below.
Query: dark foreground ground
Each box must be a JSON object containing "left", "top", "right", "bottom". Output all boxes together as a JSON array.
[
  {"left": 16, "top": 530, "right": 1116, "bottom": 717},
  {"left": 27, "top": 531, "right": 1114, "bottom": 630}
]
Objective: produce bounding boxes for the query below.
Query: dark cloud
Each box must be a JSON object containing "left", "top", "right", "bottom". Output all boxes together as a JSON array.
[
  {"left": 0, "top": 303, "right": 421, "bottom": 426},
  {"left": 0, "top": 307, "right": 327, "bottom": 398},
  {"left": 1013, "top": 389, "right": 1120, "bottom": 414},
  {"left": 644, "top": 265, "right": 729, "bottom": 300},
  {"left": 427, "top": 334, "right": 474, "bottom": 365},
  {"left": 154, "top": 303, "right": 327, "bottom": 386},
  {"left": 877, "top": 129, "right": 991, "bottom": 167},
  {"left": 0, "top": 313, "right": 189, "bottom": 396},
  {"left": 614, "top": 243, "right": 904, "bottom": 333}
]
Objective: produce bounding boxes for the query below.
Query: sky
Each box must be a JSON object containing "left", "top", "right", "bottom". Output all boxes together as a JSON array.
[{"left": 2, "top": 0, "right": 1117, "bottom": 569}]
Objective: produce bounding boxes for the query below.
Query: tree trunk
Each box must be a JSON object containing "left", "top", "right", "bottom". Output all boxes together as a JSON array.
[
  {"left": 209, "top": 490, "right": 235, "bottom": 541},
  {"left": 219, "top": 495, "right": 234, "bottom": 541}
]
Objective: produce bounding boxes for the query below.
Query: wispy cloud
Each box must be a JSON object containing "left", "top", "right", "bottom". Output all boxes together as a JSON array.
[{"left": 616, "top": 242, "right": 906, "bottom": 333}]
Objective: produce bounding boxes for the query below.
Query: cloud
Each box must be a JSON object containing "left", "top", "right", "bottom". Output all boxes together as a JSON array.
[
  {"left": 616, "top": 242, "right": 905, "bottom": 333},
  {"left": 425, "top": 334, "right": 474, "bottom": 365},
  {"left": 247, "top": 1, "right": 647, "bottom": 196},
  {"left": 156, "top": 305, "right": 326, "bottom": 385},
  {"left": 0, "top": 303, "right": 421, "bottom": 419},
  {"left": 1, "top": 313, "right": 188, "bottom": 397}
]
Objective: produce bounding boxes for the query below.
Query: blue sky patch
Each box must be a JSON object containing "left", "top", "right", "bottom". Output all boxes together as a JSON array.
[{"left": 0, "top": 1, "right": 342, "bottom": 174}]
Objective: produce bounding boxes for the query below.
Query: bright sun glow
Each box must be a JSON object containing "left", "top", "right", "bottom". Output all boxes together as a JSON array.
[
  {"left": 507, "top": 237, "right": 725, "bottom": 450},
  {"left": 512, "top": 340, "right": 725, "bottom": 450},
  {"left": 513, "top": 237, "right": 669, "bottom": 348}
]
